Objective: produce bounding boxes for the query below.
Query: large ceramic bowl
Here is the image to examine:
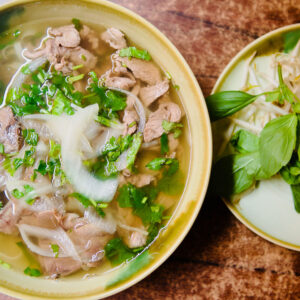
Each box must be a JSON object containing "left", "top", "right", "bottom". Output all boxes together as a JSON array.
[
  {"left": 212, "top": 24, "right": 300, "bottom": 251},
  {"left": 0, "top": 0, "right": 212, "bottom": 299}
]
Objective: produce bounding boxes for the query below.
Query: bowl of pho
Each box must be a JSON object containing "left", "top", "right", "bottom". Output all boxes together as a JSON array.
[{"left": 0, "top": 0, "right": 212, "bottom": 299}]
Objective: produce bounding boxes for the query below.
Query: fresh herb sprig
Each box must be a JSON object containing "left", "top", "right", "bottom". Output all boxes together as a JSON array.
[{"left": 209, "top": 64, "right": 300, "bottom": 213}]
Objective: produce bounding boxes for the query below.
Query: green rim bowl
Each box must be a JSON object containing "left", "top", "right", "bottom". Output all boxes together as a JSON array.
[{"left": 0, "top": 0, "right": 212, "bottom": 299}]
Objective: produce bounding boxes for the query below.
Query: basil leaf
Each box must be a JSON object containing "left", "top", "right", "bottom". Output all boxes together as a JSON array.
[
  {"left": 283, "top": 30, "right": 300, "bottom": 53},
  {"left": 291, "top": 184, "right": 300, "bottom": 213},
  {"left": 211, "top": 153, "right": 259, "bottom": 197},
  {"left": 230, "top": 130, "right": 259, "bottom": 154},
  {"left": 259, "top": 114, "right": 297, "bottom": 178},
  {"left": 205, "top": 91, "right": 258, "bottom": 122}
]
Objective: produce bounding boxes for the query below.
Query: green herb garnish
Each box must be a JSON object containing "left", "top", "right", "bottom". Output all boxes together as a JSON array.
[
  {"left": 119, "top": 47, "right": 151, "bottom": 61},
  {"left": 24, "top": 267, "right": 41, "bottom": 277},
  {"left": 51, "top": 244, "right": 59, "bottom": 258},
  {"left": 22, "top": 129, "right": 39, "bottom": 146}
]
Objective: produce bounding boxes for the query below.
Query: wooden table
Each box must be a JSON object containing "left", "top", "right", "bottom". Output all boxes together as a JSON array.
[{"left": 2, "top": 0, "right": 300, "bottom": 299}]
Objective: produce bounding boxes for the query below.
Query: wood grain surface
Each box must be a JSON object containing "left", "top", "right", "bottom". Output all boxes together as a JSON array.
[{"left": 1, "top": 0, "right": 300, "bottom": 299}]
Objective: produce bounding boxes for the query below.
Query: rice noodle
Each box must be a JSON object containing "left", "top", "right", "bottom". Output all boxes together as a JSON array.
[
  {"left": 18, "top": 224, "right": 81, "bottom": 261},
  {"left": 229, "top": 117, "right": 261, "bottom": 134},
  {"left": 241, "top": 51, "right": 256, "bottom": 90}
]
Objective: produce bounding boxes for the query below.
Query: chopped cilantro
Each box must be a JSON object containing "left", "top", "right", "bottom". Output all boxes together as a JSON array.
[
  {"left": 24, "top": 267, "right": 41, "bottom": 277},
  {"left": 13, "top": 158, "right": 24, "bottom": 170},
  {"left": 12, "top": 188, "right": 24, "bottom": 199},
  {"left": 160, "top": 133, "right": 169, "bottom": 155},
  {"left": 12, "top": 184, "right": 34, "bottom": 202},
  {"left": 162, "top": 120, "right": 183, "bottom": 138},
  {"left": 89, "top": 134, "right": 140, "bottom": 177},
  {"left": 22, "top": 129, "right": 39, "bottom": 146},
  {"left": 49, "top": 140, "right": 61, "bottom": 159},
  {"left": 72, "top": 18, "right": 82, "bottom": 31},
  {"left": 51, "top": 244, "right": 59, "bottom": 258},
  {"left": 2, "top": 158, "right": 15, "bottom": 176},
  {"left": 52, "top": 90, "right": 74, "bottom": 115},
  {"left": 35, "top": 157, "right": 61, "bottom": 178},
  {"left": 105, "top": 238, "right": 136, "bottom": 266},
  {"left": 117, "top": 183, "right": 163, "bottom": 226},
  {"left": 21, "top": 64, "right": 31, "bottom": 75},
  {"left": 119, "top": 47, "right": 152, "bottom": 61}
]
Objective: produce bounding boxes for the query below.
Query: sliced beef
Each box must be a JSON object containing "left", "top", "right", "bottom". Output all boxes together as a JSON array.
[
  {"left": 144, "top": 102, "right": 182, "bottom": 142},
  {"left": 117, "top": 57, "right": 162, "bottom": 85},
  {"left": 38, "top": 252, "right": 81, "bottom": 278},
  {"left": 62, "top": 214, "right": 112, "bottom": 267},
  {"left": 121, "top": 172, "right": 155, "bottom": 188},
  {"left": 117, "top": 207, "right": 147, "bottom": 248},
  {"left": 103, "top": 55, "right": 136, "bottom": 90},
  {"left": 0, "top": 107, "right": 22, "bottom": 154},
  {"left": 122, "top": 85, "right": 140, "bottom": 135},
  {"left": 101, "top": 28, "right": 127, "bottom": 49},
  {"left": 24, "top": 27, "right": 97, "bottom": 74},
  {"left": 80, "top": 25, "right": 108, "bottom": 56},
  {"left": 123, "top": 108, "right": 139, "bottom": 135},
  {"left": 105, "top": 76, "right": 136, "bottom": 90},
  {"left": 54, "top": 46, "right": 97, "bottom": 74},
  {"left": 139, "top": 79, "right": 169, "bottom": 107},
  {"left": 69, "top": 222, "right": 111, "bottom": 267},
  {"left": 18, "top": 209, "right": 61, "bottom": 229},
  {"left": 0, "top": 200, "right": 23, "bottom": 235},
  {"left": 48, "top": 25, "right": 80, "bottom": 48},
  {"left": 80, "top": 25, "right": 99, "bottom": 51}
]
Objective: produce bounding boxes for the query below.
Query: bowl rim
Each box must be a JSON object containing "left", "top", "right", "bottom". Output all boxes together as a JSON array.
[
  {"left": 0, "top": 0, "right": 213, "bottom": 299},
  {"left": 212, "top": 23, "right": 300, "bottom": 252}
]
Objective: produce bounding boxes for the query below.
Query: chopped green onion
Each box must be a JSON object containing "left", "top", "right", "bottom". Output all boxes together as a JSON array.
[
  {"left": 72, "top": 64, "right": 84, "bottom": 70},
  {"left": 68, "top": 74, "right": 84, "bottom": 84}
]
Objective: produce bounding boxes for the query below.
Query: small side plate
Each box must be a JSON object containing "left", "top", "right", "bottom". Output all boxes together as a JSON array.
[{"left": 212, "top": 24, "right": 300, "bottom": 251}]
